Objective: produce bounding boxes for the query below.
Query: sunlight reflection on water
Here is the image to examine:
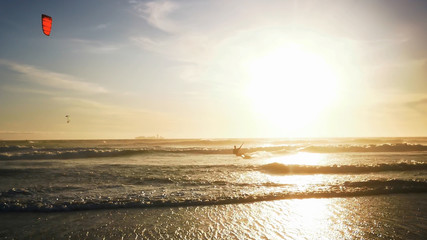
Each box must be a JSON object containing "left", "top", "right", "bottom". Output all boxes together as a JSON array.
[
  {"left": 6, "top": 194, "right": 423, "bottom": 239},
  {"left": 265, "top": 152, "right": 327, "bottom": 166}
]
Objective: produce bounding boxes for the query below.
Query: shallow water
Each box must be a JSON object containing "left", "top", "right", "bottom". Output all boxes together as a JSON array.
[{"left": 1, "top": 194, "right": 426, "bottom": 239}]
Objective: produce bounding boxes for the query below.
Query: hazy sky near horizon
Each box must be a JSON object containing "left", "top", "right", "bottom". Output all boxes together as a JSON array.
[{"left": 1, "top": 0, "right": 427, "bottom": 139}]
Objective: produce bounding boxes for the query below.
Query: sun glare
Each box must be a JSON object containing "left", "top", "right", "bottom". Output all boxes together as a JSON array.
[
  {"left": 247, "top": 44, "right": 339, "bottom": 131},
  {"left": 273, "top": 152, "right": 326, "bottom": 166}
]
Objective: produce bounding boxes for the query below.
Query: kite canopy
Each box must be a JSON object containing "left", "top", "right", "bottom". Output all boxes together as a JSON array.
[{"left": 41, "top": 14, "right": 52, "bottom": 36}]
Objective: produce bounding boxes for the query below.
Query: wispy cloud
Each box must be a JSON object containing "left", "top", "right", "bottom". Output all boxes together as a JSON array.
[
  {"left": 0, "top": 59, "right": 108, "bottom": 93},
  {"left": 52, "top": 96, "right": 172, "bottom": 130},
  {"left": 407, "top": 98, "right": 427, "bottom": 113},
  {"left": 1, "top": 85, "right": 57, "bottom": 96},
  {"left": 52, "top": 97, "right": 156, "bottom": 116},
  {"left": 131, "top": 32, "right": 217, "bottom": 83},
  {"left": 131, "top": 34, "right": 214, "bottom": 63},
  {"left": 68, "top": 38, "right": 122, "bottom": 53},
  {"left": 131, "top": 0, "right": 179, "bottom": 33},
  {"left": 53, "top": 97, "right": 124, "bottom": 112},
  {"left": 95, "top": 23, "right": 109, "bottom": 30}
]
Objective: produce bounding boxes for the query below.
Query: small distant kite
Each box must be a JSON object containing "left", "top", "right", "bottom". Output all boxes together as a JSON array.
[
  {"left": 41, "top": 14, "right": 52, "bottom": 36},
  {"left": 65, "top": 115, "right": 70, "bottom": 123}
]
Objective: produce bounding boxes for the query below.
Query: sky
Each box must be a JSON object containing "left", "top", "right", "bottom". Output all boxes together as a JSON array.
[{"left": 0, "top": 0, "right": 427, "bottom": 140}]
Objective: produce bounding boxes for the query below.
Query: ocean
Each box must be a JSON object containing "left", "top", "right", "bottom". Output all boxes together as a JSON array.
[{"left": 0, "top": 138, "right": 426, "bottom": 239}]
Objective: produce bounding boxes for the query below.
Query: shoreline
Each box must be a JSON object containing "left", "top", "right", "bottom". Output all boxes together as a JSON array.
[{"left": 2, "top": 193, "right": 426, "bottom": 239}]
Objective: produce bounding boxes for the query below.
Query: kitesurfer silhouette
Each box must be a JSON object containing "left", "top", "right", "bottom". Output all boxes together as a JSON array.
[{"left": 233, "top": 143, "right": 244, "bottom": 156}]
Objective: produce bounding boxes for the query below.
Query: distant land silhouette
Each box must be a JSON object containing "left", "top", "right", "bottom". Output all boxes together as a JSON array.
[{"left": 135, "top": 134, "right": 164, "bottom": 139}]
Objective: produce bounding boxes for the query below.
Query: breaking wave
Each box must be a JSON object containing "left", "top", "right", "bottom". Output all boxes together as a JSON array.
[
  {"left": 1, "top": 179, "right": 426, "bottom": 212},
  {"left": 2, "top": 143, "right": 427, "bottom": 160},
  {"left": 0, "top": 148, "right": 154, "bottom": 160},
  {"left": 301, "top": 143, "right": 427, "bottom": 153},
  {"left": 259, "top": 162, "right": 427, "bottom": 175}
]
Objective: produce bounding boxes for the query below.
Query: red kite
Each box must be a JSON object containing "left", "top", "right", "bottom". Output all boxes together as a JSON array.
[{"left": 41, "top": 14, "right": 52, "bottom": 36}]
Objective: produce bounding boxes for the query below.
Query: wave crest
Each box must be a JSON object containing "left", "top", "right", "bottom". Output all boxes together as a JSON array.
[
  {"left": 259, "top": 162, "right": 427, "bottom": 175},
  {"left": 1, "top": 142, "right": 427, "bottom": 160},
  {"left": 302, "top": 143, "right": 427, "bottom": 153},
  {"left": 1, "top": 179, "right": 426, "bottom": 212}
]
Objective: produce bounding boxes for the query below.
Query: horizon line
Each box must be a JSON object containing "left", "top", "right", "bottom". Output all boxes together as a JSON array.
[{"left": 2, "top": 136, "right": 427, "bottom": 141}]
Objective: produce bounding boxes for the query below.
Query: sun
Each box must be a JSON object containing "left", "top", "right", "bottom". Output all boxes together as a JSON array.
[{"left": 246, "top": 44, "right": 339, "bottom": 132}]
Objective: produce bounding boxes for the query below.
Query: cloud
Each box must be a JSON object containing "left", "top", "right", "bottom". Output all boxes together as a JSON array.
[
  {"left": 95, "top": 24, "right": 108, "bottom": 30},
  {"left": 51, "top": 96, "right": 174, "bottom": 132},
  {"left": 131, "top": 34, "right": 214, "bottom": 63},
  {"left": 52, "top": 97, "right": 157, "bottom": 117},
  {"left": 131, "top": 33, "right": 216, "bottom": 82},
  {"left": 131, "top": 0, "right": 179, "bottom": 32},
  {"left": 53, "top": 97, "right": 126, "bottom": 112},
  {"left": 68, "top": 38, "right": 122, "bottom": 53},
  {"left": 407, "top": 98, "right": 427, "bottom": 113},
  {"left": 0, "top": 85, "right": 57, "bottom": 96},
  {"left": 0, "top": 59, "right": 108, "bottom": 94}
]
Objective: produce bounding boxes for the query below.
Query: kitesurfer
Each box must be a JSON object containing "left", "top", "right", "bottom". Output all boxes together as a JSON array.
[{"left": 233, "top": 143, "right": 244, "bottom": 156}]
